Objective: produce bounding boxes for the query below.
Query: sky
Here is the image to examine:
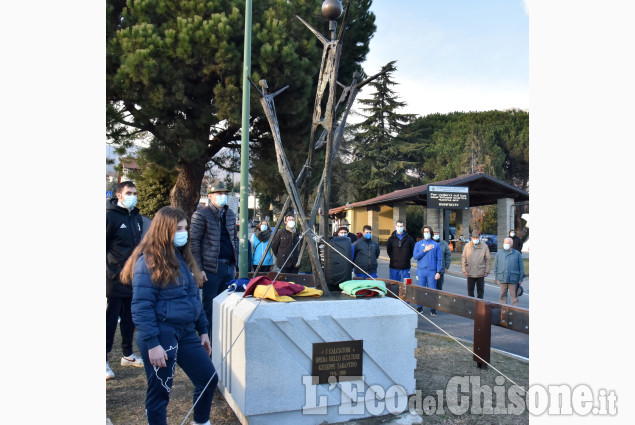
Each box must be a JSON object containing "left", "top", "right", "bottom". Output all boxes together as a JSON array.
[{"left": 355, "top": 0, "right": 529, "bottom": 117}]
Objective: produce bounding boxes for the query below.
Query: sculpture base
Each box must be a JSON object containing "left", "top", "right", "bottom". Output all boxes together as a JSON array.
[{"left": 211, "top": 290, "right": 418, "bottom": 425}]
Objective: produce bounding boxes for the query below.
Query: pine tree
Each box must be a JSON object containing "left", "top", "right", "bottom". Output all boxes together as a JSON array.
[{"left": 347, "top": 60, "right": 417, "bottom": 198}]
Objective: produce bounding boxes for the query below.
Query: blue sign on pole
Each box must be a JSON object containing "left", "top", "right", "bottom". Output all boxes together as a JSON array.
[{"left": 106, "top": 191, "right": 112, "bottom": 199}]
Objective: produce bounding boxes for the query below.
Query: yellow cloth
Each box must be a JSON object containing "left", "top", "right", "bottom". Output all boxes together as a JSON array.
[
  {"left": 295, "top": 287, "right": 323, "bottom": 297},
  {"left": 253, "top": 285, "right": 295, "bottom": 302}
]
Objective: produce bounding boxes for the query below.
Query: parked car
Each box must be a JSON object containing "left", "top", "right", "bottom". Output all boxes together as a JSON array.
[{"left": 480, "top": 234, "right": 498, "bottom": 252}]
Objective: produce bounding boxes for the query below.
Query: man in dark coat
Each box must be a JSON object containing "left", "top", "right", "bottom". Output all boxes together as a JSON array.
[
  {"left": 353, "top": 225, "right": 380, "bottom": 278},
  {"left": 191, "top": 179, "right": 239, "bottom": 337},
  {"left": 386, "top": 220, "right": 414, "bottom": 282},
  {"left": 106, "top": 181, "right": 145, "bottom": 379},
  {"left": 271, "top": 214, "right": 302, "bottom": 273},
  {"left": 509, "top": 229, "right": 524, "bottom": 252}
]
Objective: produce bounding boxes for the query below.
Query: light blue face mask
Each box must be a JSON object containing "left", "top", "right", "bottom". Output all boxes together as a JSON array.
[
  {"left": 423, "top": 232, "right": 431, "bottom": 240},
  {"left": 473, "top": 239, "right": 480, "bottom": 245},
  {"left": 396, "top": 226, "right": 404, "bottom": 234},
  {"left": 215, "top": 194, "right": 228, "bottom": 207},
  {"left": 123, "top": 195, "right": 137, "bottom": 209},
  {"left": 433, "top": 235, "right": 440, "bottom": 241},
  {"left": 260, "top": 224, "right": 268, "bottom": 232},
  {"left": 173, "top": 231, "right": 188, "bottom": 247},
  {"left": 503, "top": 243, "right": 511, "bottom": 250},
  {"left": 364, "top": 232, "right": 372, "bottom": 240}
]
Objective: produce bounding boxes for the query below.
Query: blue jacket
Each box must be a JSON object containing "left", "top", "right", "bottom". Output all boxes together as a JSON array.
[
  {"left": 252, "top": 233, "right": 274, "bottom": 266},
  {"left": 131, "top": 250, "right": 208, "bottom": 349},
  {"left": 413, "top": 239, "right": 443, "bottom": 274},
  {"left": 493, "top": 248, "right": 525, "bottom": 284}
]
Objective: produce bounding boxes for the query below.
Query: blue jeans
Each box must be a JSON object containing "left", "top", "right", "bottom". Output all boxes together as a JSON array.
[
  {"left": 355, "top": 272, "right": 378, "bottom": 279},
  {"left": 202, "top": 262, "right": 235, "bottom": 337},
  {"left": 389, "top": 268, "right": 411, "bottom": 282},
  {"left": 137, "top": 325, "right": 218, "bottom": 425}
]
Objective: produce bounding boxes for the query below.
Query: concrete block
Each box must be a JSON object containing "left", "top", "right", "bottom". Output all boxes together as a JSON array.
[{"left": 212, "top": 292, "right": 418, "bottom": 425}]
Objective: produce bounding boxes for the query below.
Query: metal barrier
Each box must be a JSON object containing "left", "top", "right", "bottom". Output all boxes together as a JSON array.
[{"left": 385, "top": 281, "right": 529, "bottom": 368}]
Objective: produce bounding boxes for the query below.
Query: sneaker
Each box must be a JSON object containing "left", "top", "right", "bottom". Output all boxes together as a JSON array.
[
  {"left": 430, "top": 309, "right": 437, "bottom": 317},
  {"left": 106, "top": 361, "right": 115, "bottom": 380},
  {"left": 121, "top": 353, "right": 144, "bottom": 367}
]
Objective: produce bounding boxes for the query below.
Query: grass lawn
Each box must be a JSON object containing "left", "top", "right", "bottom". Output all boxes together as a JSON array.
[{"left": 107, "top": 330, "right": 529, "bottom": 424}]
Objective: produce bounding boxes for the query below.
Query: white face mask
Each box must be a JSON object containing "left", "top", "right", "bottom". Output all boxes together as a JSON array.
[
  {"left": 473, "top": 239, "right": 480, "bottom": 245},
  {"left": 287, "top": 220, "right": 295, "bottom": 229},
  {"left": 510, "top": 232, "right": 515, "bottom": 237},
  {"left": 215, "top": 194, "right": 227, "bottom": 207}
]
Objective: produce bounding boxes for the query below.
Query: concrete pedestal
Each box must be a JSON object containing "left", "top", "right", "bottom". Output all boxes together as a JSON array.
[{"left": 211, "top": 291, "right": 418, "bottom": 425}]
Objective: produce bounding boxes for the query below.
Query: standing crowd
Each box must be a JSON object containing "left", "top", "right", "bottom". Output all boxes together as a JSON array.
[{"left": 107, "top": 179, "right": 525, "bottom": 424}]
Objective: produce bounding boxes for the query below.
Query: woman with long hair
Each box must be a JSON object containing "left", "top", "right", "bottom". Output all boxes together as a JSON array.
[
  {"left": 121, "top": 206, "right": 217, "bottom": 425},
  {"left": 251, "top": 220, "right": 274, "bottom": 272}
]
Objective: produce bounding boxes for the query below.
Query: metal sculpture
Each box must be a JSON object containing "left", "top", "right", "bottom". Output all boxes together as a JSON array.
[{"left": 250, "top": 0, "right": 385, "bottom": 293}]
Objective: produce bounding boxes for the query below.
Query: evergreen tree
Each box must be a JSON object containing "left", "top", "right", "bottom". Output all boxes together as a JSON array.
[
  {"left": 126, "top": 156, "right": 178, "bottom": 219},
  {"left": 107, "top": 0, "right": 376, "bottom": 218},
  {"left": 346, "top": 60, "right": 417, "bottom": 198}
]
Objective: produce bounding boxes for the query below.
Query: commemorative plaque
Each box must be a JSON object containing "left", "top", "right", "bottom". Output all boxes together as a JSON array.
[{"left": 312, "top": 340, "right": 363, "bottom": 384}]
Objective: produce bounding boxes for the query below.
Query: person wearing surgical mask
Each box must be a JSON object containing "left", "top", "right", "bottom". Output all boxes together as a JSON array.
[
  {"left": 252, "top": 220, "right": 274, "bottom": 272},
  {"left": 271, "top": 214, "right": 302, "bottom": 273},
  {"left": 509, "top": 229, "right": 524, "bottom": 252},
  {"left": 461, "top": 230, "right": 491, "bottom": 299},
  {"left": 413, "top": 225, "right": 443, "bottom": 315},
  {"left": 106, "top": 181, "right": 145, "bottom": 380},
  {"left": 386, "top": 220, "right": 415, "bottom": 283},
  {"left": 493, "top": 237, "right": 525, "bottom": 306},
  {"left": 190, "top": 179, "right": 238, "bottom": 338},
  {"left": 120, "top": 206, "right": 217, "bottom": 425},
  {"left": 352, "top": 225, "right": 380, "bottom": 278}
]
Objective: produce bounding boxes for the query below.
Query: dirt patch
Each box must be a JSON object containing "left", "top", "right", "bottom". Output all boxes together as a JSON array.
[{"left": 107, "top": 330, "right": 528, "bottom": 424}]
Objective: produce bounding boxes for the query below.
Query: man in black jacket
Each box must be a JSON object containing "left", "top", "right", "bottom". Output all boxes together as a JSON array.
[
  {"left": 271, "top": 214, "right": 301, "bottom": 273},
  {"left": 353, "top": 225, "right": 380, "bottom": 278},
  {"left": 509, "top": 229, "right": 524, "bottom": 252},
  {"left": 386, "top": 220, "right": 415, "bottom": 282},
  {"left": 190, "top": 179, "right": 239, "bottom": 337},
  {"left": 106, "top": 181, "right": 145, "bottom": 380}
]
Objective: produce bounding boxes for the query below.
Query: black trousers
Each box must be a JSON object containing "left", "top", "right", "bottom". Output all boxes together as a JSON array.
[
  {"left": 467, "top": 277, "right": 485, "bottom": 299},
  {"left": 106, "top": 296, "right": 135, "bottom": 358}
]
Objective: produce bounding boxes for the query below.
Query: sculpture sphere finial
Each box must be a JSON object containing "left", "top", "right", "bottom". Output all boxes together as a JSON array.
[{"left": 322, "top": 0, "right": 343, "bottom": 21}]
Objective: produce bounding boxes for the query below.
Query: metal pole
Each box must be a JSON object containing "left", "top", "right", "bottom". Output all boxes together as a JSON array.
[{"left": 239, "top": 0, "right": 252, "bottom": 278}]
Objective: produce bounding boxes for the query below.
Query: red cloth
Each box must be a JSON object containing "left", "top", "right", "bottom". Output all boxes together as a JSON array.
[{"left": 243, "top": 276, "right": 305, "bottom": 298}]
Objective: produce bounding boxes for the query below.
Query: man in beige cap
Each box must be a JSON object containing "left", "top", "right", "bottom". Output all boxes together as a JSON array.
[
  {"left": 461, "top": 230, "right": 491, "bottom": 299},
  {"left": 190, "top": 179, "right": 238, "bottom": 337}
]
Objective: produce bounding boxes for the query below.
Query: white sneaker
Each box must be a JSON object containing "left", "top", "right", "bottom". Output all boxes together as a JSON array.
[
  {"left": 106, "top": 361, "right": 115, "bottom": 380},
  {"left": 121, "top": 353, "right": 144, "bottom": 367}
]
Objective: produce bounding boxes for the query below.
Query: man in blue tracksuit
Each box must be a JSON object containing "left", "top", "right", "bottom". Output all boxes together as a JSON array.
[{"left": 412, "top": 225, "right": 443, "bottom": 315}]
